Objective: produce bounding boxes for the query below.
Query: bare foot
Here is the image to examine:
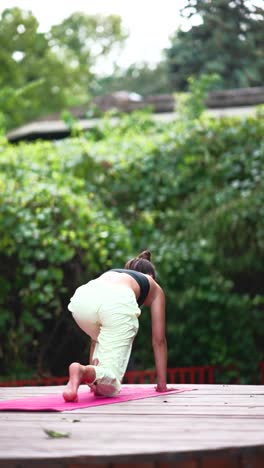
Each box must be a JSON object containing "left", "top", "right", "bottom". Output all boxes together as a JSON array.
[
  {"left": 63, "top": 362, "right": 82, "bottom": 402},
  {"left": 63, "top": 362, "right": 96, "bottom": 402}
]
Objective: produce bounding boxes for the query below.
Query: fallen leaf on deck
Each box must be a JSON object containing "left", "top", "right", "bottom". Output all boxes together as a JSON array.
[{"left": 43, "top": 428, "right": 71, "bottom": 438}]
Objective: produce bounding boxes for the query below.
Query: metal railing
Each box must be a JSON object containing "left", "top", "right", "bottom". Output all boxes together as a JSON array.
[{"left": 0, "top": 363, "right": 252, "bottom": 387}]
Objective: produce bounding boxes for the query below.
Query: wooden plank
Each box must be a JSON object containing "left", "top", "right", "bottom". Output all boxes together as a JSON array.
[{"left": 0, "top": 385, "right": 264, "bottom": 466}]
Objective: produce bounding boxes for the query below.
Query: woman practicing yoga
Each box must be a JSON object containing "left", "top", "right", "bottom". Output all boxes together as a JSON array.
[{"left": 63, "top": 250, "right": 170, "bottom": 401}]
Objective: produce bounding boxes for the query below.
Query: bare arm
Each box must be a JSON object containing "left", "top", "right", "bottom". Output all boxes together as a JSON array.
[{"left": 150, "top": 287, "right": 168, "bottom": 391}]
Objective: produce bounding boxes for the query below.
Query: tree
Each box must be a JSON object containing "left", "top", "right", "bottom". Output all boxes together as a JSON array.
[
  {"left": 93, "top": 62, "right": 172, "bottom": 96},
  {"left": 165, "top": 0, "right": 264, "bottom": 90},
  {"left": 0, "top": 8, "right": 127, "bottom": 129},
  {"left": 49, "top": 12, "right": 127, "bottom": 101},
  {"left": 0, "top": 8, "right": 71, "bottom": 127}
]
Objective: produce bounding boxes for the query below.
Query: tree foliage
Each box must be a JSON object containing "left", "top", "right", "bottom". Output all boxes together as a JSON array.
[
  {"left": 49, "top": 12, "right": 127, "bottom": 100},
  {"left": 0, "top": 7, "right": 127, "bottom": 129},
  {"left": 0, "top": 102, "right": 263, "bottom": 382},
  {"left": 0, "top": 8, "right": 71, "bottom": 126},
  {"left": 94, "top": 62, "right": 172, "bottom": 96},
  {"left": 165, "top": 0, "right": 264, "bottom": 90}
]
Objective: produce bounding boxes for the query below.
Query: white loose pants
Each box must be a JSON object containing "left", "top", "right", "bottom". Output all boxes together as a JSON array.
[{"left": 68, "top": 280, "right": 141, "bottom": 396}]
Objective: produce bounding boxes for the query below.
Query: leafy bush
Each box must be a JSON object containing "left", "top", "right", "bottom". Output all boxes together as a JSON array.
[
  {"left": 89, "top": 110, "right": 264, "bottom": 382},
  {"left": 0, "top": 106, "right": 263, "bottom": 383},
  {"left": 0, "top": 139, "right": 131, "bottom": 376}
]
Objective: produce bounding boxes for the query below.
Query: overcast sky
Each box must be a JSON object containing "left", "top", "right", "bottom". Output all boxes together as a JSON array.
[{"left": 0, "top": 0, "right": 190, "bottom": 69}]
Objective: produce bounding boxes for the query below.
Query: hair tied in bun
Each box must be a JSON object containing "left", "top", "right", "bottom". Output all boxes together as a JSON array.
[
  {"left": 138, "top": 250, "right": 151, "bottom": 261},
  {"left": 124, "top": 249, "right": 156, "bottom": 279}
]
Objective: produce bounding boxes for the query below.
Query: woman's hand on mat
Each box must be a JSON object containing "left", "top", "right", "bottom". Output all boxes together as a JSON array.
[{"left": 155, "top": 384, "right": 176, "bottom": 392}]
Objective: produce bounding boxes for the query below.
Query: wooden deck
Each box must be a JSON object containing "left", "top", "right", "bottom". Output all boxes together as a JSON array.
[{"left": 0, "top": 384, "right": 264, "bottom": 467}]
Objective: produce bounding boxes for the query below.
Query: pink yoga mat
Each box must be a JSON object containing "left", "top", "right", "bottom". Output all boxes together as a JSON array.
[{"left": 0, "top": 385, "right": 193, "bottom": 412}]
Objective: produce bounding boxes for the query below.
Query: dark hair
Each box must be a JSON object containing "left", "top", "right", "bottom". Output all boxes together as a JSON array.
[{"left": 125, "top": 250, "right": 156, "bottom": 279}]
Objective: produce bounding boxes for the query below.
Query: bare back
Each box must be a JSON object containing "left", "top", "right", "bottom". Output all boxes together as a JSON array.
[{"left": 97, "top": 270, "right": 163, "bottom": 309}]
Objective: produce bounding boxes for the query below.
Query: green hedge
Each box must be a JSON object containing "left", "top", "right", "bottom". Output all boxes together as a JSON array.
[
  {"left": 0, "top": 136, "right": 131, "bottom": 376},
  {"left": 0, "top": 109, "right": 263, "bottom": 382}
]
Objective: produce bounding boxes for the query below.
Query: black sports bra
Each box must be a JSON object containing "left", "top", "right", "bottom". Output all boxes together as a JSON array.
[{"left": 111, "top": 269, "right": 150, "bottom": 306}]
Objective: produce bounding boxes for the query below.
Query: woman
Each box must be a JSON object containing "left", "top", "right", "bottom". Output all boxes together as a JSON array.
[{"left": 63, "top": 250, "right": 171, "bottom": 401}]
